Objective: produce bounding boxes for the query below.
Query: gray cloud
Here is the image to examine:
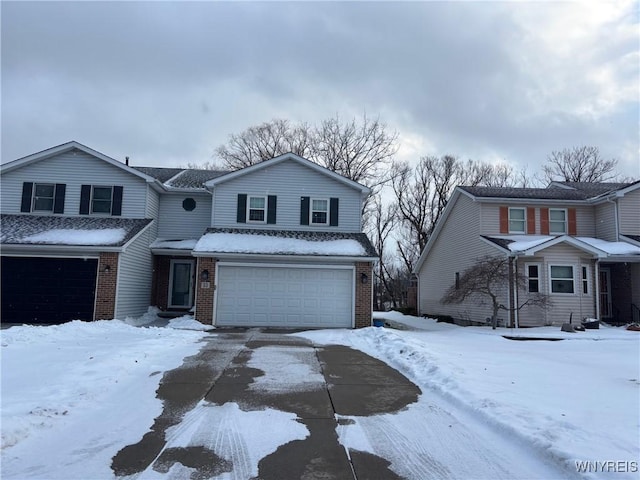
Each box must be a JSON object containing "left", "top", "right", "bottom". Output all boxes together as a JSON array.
[{"left": 2, "top": 1, "right": 638, "bottom": 179}]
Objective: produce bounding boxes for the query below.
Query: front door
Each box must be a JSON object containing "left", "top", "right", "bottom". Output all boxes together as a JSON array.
[
  {"left": 599, "top": 268, "right": 612, "bottom": 318},
  {"left": 168, "top": 260, "right": 195, "bottom": 308}
]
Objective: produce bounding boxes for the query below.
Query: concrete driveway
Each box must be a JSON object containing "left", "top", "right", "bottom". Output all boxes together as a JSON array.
[{"left": 111, "top": 328, "right": 420, "bottom": 479}]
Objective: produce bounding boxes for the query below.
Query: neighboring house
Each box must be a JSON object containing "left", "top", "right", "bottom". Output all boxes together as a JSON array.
[
  {"left": 0, "top": 141, "right": 376, "bottom": 328},
  {"left": 415, "top": 182, "right": 640, "bottom": 327}
]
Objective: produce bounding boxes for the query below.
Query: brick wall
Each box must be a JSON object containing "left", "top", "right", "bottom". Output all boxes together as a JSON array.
[
  {"left": 95, "top": 252, "right": 118, "bottom": 320},
  {"left": 195, "top": 257, "right": 216, "bottom": 325},
  {"left": 355, "top": 262, "right": 373, "bottom": 328}
]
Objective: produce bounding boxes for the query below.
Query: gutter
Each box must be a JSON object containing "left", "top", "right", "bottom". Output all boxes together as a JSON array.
[
  {"left": 191, "top": 251, "right": 379, "bottom": 263},
  {"left": 0, "top": 244, "right": 123, "bottom": 254},
  {"left": 606, "top": 197, "right": 620, "bottom": 241}
]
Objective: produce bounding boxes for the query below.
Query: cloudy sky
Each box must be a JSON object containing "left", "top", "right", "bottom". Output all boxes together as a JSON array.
[{"left": 2, "top": 1, "right": 639, "bottom": 179}]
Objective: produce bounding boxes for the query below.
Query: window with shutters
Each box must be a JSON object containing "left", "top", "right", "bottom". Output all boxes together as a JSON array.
[
  {"left": 310, "top": 198, "right": 329, "bottom": 225},
  {"left": 549, "top": 208, "right": 567, "bottom": 234},
  {"left": 508, "top": 207, "right": 526, "bottom": 233},
  {"left": 32, "top": 183, "right": 55, "bottom": 212},
  {"left": 92, "top": 186, "right": 114, "bottom": 214},
  {"left": 247, "top": 196, "right": 266, "bottom": 223}
]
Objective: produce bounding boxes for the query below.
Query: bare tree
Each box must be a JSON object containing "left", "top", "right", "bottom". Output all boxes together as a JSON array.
[
  {"left": 213, "top": 115, "right": 399, "bottom": 194},
  {"left": 367, "top": 196, "right": 398, "bottom": 310},
  {"left": 441, "top": 255, "right": 551, "bottom": 329},
  {"left": 215, "top": 119, "right": 313, "bottom": 170},
  {"left": 542, "top": 146, "right": 619, "bottom": 183}
]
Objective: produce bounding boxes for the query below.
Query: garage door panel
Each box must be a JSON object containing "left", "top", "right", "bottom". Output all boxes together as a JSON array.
[
  {"left": 1, "top": 257, "right": 98, "bottom": 324},
  {"left": 216, "top": 265, "right": 353, "bottom": 328}
]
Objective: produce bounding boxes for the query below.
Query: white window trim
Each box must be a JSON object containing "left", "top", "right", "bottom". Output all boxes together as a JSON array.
[
  {"left": 508, "top": 207, "right": 526, "bottom": 234},
  {"left": 91, "top": 185, "right": 114, "bottom": 215},
  {"left": 31, "top": 182, "right": 56, "bottom": 213},
  {"left": 548, "top": 263, "right": 576, "bottom": 295},
  {"left": 581, "top": 265, "right": 589, "bottom": 295},
  {"left": 525, "top": 262, "right": 541, "bottom": 293},
  {"left": 310, "top": 197, "right": 329, "bottom": 226},
  {"left": 246, "top": 195, "right": 267, "bottom": 224},
  {"left": 549, "top": 208, "right": 567, "bottom": 234},
  {"left": 168, "top": 259, "right": 195, "bottom": 308}
]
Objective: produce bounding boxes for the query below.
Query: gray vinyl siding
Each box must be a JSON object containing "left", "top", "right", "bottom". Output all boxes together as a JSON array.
[
  {"left": 116, "top": 228, "right": 153, "bottom": 318},
  {"left": 146, "top": 187, "right": 160, "bottom": 240},
  {"left": 618, "top": 188, "right": 640, "bottom": 236},
  {"left": 211, "top": 160, "right": 363, "bottom": 232},
  {"left": 594, "top": 202, "right": 617, "bottom": 241},
  {"left": 1, "top": 149, "right": 149, "bottom": 218},
  {"left": 479, "top": 203, "right": 595, "bottom": 236},
  {"left": 418, "top": 194, "right": 507, "bottom": 322},
  {"left": 157, "top": 192, "right": 212, "bottom": 239}
]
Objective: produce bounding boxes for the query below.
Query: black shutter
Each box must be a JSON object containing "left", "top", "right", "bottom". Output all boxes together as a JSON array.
[
  {"left": 79, "top": 185, "right": 91, "bottom": 214},
  {"left": 20, "top": 182, "right": 33, "bottom": 212},
  {"left": 330, "top": 198, "right": 339, "bottom": 226},
  {"left": 53, "top": 184, "right": 66, "bottom": 214},
  {"left": 112, "top": 186, "right": 123, "bottom": 216},
  {"left": 236, "top": 194, "right": 247, "bottom": 223},
  {"left": 267, "top": 195, "right": 277, "bottom": 224},
  {"left": 300, "top": 196, "right": 310, "bottom": 225}
]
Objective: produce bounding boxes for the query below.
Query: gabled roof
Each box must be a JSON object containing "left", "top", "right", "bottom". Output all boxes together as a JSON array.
[
  {"left": 133, "top": 167, "right": 227, "bottom": 190},
  {"left": 192, "top": 228, "right": 378, "bottom": 259},
  {"left": 0, "top": 141, "right": 157, "bottom": 185},
  {"left": 204, "top": 153, "right": 371, "bottom": 195},
  {"left": 0, "top": 214, "right": 152, "bottom": 250}
]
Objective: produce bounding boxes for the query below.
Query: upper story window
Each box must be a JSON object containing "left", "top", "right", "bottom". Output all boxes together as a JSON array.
[
  {"left": 300, "top": 197, "right": 339, "bottom": 227},
  {"left": 236, "top": 194, "right": 276, "bottom": 224},
  {"left": 550, "top": 265, "right": 574, "bottom": 294},
  {"left": 508, "top": 208, "right": 526, "bottom": 233},
  {"left": 311, "top": 199, "right": 329, "bottom": 225},
  {"left": 248, "top": 196, "right": 266, "bottom": 222},
  {"left": 549, "top": 208, "right": 567, "bottom": 234},
  {"left": 20, "top": 182, "right": 66, "bottom": 214},
  {"left": 80, "top": 185, "right": 123, "bottom": 216}
]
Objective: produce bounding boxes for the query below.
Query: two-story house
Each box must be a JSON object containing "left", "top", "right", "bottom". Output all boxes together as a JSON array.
[
  {"left": 414, "top": 182, "right": 640, "bottom": 327},
  {"left": 0, "top": 141, "right": 376, "bottom": 328}
]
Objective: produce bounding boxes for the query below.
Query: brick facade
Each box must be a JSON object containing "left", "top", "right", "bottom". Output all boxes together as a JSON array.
[
  {"left": 355, "top": 262, "right": 373, "bottom": 328},
  {"left": 195, "top": 257, "right": 216, "bottom": 325},
  {"left": 95, "top": 252, "right": 118, "bottom": 320}
]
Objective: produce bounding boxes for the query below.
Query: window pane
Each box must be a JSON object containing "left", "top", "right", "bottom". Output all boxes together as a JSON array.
[
  {"left": 312, "top": 199, "right": 327, "bottom": 211},
  {"left": 510, "top": 209, "right": 524, "bottom": 220},
  {"left": 550, "top": 209, "right": 565, "bottom": 221},
  {"left": 35, "top": 184, "right": 54, "bottom": 197},
  {"left": 551, "top": 266, "right": 572, "bottom": 279},
  {"left": 528, "top": 279, "right": 539, "bottom": 293},
  {"left": 93, "top": 187, "right": 112, "bottom": 200},
  {"left": 249, "top": 197, "right": 265, "bottom": 208},
  {"left": 528, "top": 265, "right": 538, "bottom": 277},
  {"left": 34, "top": 198, "right": 54, "bottom": 211},
  {"left": 312, "top": 211, "right": 327, "bottom": 224},
  {"left": 92, "top": 200, "right": 112, "bottom": 213},
  {"left": 552, "top": 279, "right": 574, "bottom": 293},
  {"left": 249, "top": 209, "right": 265, "bottom": 221}
]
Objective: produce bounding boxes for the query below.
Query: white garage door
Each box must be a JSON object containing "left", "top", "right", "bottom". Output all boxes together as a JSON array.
[{"left": 215, "top": 265, "right": 353, "bottom": 328}]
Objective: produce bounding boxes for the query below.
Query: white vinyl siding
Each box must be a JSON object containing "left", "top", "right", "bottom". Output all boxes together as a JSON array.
[
  {"left": 594, "top": 201, "right": 617, "bottom": 241},
  {"left": 418, "top": 194, "right": 506, "bottom": 322},
  {"left": 157, "top": 192, "right": 212, "bottom": 239},
  {"left": 0, "top": 149, "right": 149, "bottom": 218},
  {"left": 211, "top": 159, "right": 362, "bottom": 232},
  {"left": 115, "top": 228, "right": 153, "bottom": 318},
  {"left": 619, "top": 188, "right": 640, "bottom": 236},
  {"left": 480, "top": 204, "right": 595, "bottom": 236}
]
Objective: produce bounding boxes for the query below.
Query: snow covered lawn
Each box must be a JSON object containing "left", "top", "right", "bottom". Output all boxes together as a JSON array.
[
  {"left": 1, "top": 318, "right": 207, "bottom": 479},
  {"left": 299, "top": 312, "right": 640, "bottom": 479}
]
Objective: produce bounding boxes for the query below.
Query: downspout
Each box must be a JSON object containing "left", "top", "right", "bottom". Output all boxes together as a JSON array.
[
  {"left": 606, "top": 197, "right": 620, "bottom": 241},
  {"left": 595, "top": 259, "right": 601, "bottom": 320},
  {"left": 513, "top": 255, "right": 519, "bottom": 328}
]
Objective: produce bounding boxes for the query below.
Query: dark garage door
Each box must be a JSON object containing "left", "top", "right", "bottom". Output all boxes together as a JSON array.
[{"left": 1, "top": 257, "right": 98, "bottom": 325}]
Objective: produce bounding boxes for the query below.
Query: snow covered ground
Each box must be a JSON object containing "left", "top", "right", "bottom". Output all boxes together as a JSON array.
[{"left": 1, "top": 310, "right": 638, "bottom": 479}]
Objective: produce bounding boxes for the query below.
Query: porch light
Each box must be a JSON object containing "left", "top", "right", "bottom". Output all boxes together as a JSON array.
[
  {"left": 361, "top": 273, "right": 368, "bottom": 284},
  {"left": 200, "top": 269, "right": 210, "bottom": 282},
  {"left": 102, "top": 265, "right": 111, "bottom": 273}
]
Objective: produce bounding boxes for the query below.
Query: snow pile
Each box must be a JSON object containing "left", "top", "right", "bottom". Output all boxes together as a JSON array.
[
  {"left": 23, "top": 228, "right": 127, "bottom": 245},
  {"left": 577, "top": 237, "right": 640, "bottom": 255},
  {"left": 168, "top": 315, "right": 216, "bottom": 331},
  {"left": 0, "top": 320, "right": 206, "bottom": 478},
  {"left": 297, "top": 313, "right": 640, "bottom": 478},
  {"left": 194, "top": 232, "right": 365, "bottom": 256}
]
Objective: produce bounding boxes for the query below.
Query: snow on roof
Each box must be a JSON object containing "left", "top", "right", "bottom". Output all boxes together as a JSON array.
[
  {"left": 501, "top": 235, "right": 554, "bottom": 252},
  {"left": 151, "top": 239, "right": 199, "bottom": 250},
  {"left": 194, "top": 232, "right": 366, "bottom": 256},
  {"left": 576, "top": 237, "right": 640, "bottom": 255},
  {"left": 23, "top": 228, "right": 127, "bottom": 246}
]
